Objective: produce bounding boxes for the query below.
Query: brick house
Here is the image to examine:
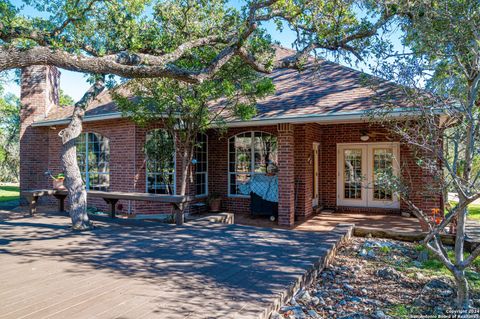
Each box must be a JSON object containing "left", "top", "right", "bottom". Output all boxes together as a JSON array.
[{"left": 19, "top": 47, "right": 443, "bottom": 227}]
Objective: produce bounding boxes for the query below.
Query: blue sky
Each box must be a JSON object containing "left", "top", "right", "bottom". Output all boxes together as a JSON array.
[{"left": 3, "top": 0, "right": 407, "bottom": 101}]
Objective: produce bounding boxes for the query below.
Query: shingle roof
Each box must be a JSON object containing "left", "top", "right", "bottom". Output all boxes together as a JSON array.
[{"left": 37, "top": 46, "right": 411, "bottom": 125}]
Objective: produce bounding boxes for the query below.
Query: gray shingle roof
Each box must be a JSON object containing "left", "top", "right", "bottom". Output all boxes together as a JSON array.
[{"left": 36, "top": 46, "right": 410, "bottom": 125}]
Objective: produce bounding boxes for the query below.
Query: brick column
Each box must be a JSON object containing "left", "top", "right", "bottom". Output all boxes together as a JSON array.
[{"left": 277, "top": 123, "right": 295, "bottom": 227}]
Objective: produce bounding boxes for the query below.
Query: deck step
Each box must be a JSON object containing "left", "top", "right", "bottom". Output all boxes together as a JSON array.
[
  {"left": 187, "top": 212, "right": 234, "bottom": 224},
  {"left": 320, "top": 209, "right": 335, "bottom": 214}
]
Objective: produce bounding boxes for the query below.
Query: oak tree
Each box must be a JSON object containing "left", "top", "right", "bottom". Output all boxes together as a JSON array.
[{"left": 0, "top": 0, "right": 394, "bottom": 229}]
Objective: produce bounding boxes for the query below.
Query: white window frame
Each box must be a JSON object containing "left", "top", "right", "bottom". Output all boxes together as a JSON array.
[
  {"left": 76, "top": 132, "right": 110, "bottom": 191},
  {"left": 336, "top": 142, "right": 400, "bottom": 209},
  {"left": 195, "top": 133, "right": 208, "bottom": 198},
  {"left": 145, "top": 130, "right": 176, "bottom": 195},
  {"left": 228, "top": 131, "right": 277, "bottom": 198}
]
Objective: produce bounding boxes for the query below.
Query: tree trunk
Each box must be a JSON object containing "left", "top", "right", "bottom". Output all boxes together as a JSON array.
[
  {"left": 454, "top": 269, "right": 469, "bottom": 309},
  {"left": 175, "top": 143, "right": 194, "bottom": 225},
  {"left": 59, "top": 78, "right": 105, "bottom": 230},
  {"left": 61, "top": 135, "right": 89, "bottom": 230}
]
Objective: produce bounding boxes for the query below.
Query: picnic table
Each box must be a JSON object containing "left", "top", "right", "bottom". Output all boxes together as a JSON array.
[{"left": 20, "top": 189, "right": 192, "bottom": 225}]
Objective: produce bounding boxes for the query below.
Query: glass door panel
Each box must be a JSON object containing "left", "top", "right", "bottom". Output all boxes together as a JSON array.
[
  {"left": 372, "top": 148, "right": 393, "bottom": 201},
  {"left": 367, "top": 145, "right": 399, "bottom": 208},
  {"left": 337, "top": 145, "right": 367, "bottom": 207},
  {"left": 344, "top": 149, "right": 363, "bottom": 199}
]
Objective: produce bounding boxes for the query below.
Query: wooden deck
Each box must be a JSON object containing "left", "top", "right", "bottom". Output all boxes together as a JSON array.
[
  {"left": 235, "top": 211, "right": 423, "bottom": 233},
  {"left": 0, "top": 212, "right": 350, "bottom": 319}
]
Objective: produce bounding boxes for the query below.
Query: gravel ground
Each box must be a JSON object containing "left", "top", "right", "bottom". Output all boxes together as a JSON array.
[{"left": 272, "top": 237, "right": 480, "bottom": 319}]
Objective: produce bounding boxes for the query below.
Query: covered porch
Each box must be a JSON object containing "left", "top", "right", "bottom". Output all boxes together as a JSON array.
[{"left": 209, "top": 121, "right": 440, "bottom": 228}]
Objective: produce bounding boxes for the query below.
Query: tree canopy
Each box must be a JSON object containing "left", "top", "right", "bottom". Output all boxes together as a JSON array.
[
  {"left": 368, "top": 0, "right": 480, "bottom": 308},
  {"left": 0, "top": 86, "right": 19, "bottom": 182},
  {"left": 0, "top": 0, "right": 396, "bottom": 83}
]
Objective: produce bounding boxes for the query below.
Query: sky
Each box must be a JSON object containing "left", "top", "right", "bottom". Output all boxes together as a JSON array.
[{"left": 3, "top": 0, "right": 407, "bottom": 101}]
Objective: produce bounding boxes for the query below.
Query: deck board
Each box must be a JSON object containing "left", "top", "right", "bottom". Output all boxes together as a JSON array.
[{"left": 0, "top": 214, "right": 347, "bottom": 319}]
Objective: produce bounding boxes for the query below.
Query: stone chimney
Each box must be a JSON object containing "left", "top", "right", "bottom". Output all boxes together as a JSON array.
[{"left": 19, "top": 65, "right": 60, "bottom": 194}]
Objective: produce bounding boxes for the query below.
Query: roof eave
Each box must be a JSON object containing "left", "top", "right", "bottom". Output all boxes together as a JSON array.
[
  {"left": 31, "top": 108, "right": 438, "bottom": 128},
  {"left": 31, "top": 112, "right": 124, "bottom": 127}
]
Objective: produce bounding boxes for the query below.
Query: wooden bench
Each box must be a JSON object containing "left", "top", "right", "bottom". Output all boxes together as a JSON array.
[{"left": 21, "top": 189, "right": 192, "bottom": 225}]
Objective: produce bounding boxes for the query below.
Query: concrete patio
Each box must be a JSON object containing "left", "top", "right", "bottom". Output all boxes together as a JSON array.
[{"left": 0, "top": 212, "right": 351, "bottom": 319}]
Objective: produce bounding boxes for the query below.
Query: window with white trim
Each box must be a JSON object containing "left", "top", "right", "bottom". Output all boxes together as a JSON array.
[
  {"left": 145, "top": 129, "right": 176, "bottom": 194},
  {"left": 228, "top": 131, "right": 278, "bottom": 196},
  {"left": 194, "top": 133, "right": 208, "bottom": 197},
  {"left": 75, "top": 132, "right": 110, "bottom": 191}
]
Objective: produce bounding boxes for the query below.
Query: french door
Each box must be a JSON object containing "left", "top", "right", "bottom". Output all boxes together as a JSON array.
[{"left": 337, "top": 143, "right": 400, "bottom": 209}]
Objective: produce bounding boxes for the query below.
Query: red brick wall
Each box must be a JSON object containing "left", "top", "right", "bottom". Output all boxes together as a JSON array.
[
  {"left": 319, "top": 122, "right": 442, "bottom": 215},
  {"left": 294, "top": 123, "right": 322, "bottom": 221},
  {"left": 20, "top": 120, "right": 442, "bottom": 220},
  {"left": 44, "top": 121, "right": 196, "bottom": 215},
  {"left": 277, "top": 124, "right": 295, "bottom": 226}
]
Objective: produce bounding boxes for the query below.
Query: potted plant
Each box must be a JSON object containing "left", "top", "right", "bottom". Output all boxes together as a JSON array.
[
  {"left": 48, "top": 172, "right": 66, "bottom": 190},
  {"left": 207, "top": 193, "right": 222, "bottom": 212}
]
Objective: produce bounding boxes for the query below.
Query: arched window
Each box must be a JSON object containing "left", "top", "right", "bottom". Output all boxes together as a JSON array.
[
  {"left": 194, "top": 133, "right": 208, "bottom": 197},
  {"left": 145, "top": 129, "right": 175, "bottom": 194},
  {"left": 228, "top": 131, "right": 278, "bottom": 196},
  {"left": 75, "top": 132, "right": 110, "bottom": 191}
]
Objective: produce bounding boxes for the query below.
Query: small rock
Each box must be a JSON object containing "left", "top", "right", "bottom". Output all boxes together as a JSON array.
[
  {"left": 340, "top": 266, "right": 351, "bottom": 272},
  {"left": 401, "top": 212, "right": 411, "bottom": 218},
  {"left": 375, "top": 267, "right": 401, "bottom": 280},
  {"left": 311, "top": 296, "right": 321, "bottom": 306},
  {"left": 417, "top": 250, "right": 429, "bottom": 262},
  {"left": 338, "top": 300, "right": 347, "bottom": 306},
  {"left": 331, "top": 288, "right": 344, "bottom": 294},
  {"left": 270, "top": 311, "right": 281, "bottom": 319},
  {"left": 367, "top": 250, "right": 376, "bottom": 258},
  {"left": 439, "top": 289, "right": 453, "bottom": 297},
  {"left": 365, "top": 298, "right": 382, "bottom": 306},
  {"left": 365, "top": 233, "right": 373, "bottom": 238},
  {"left": 307, "top": 309, "right": 322, "bottom": 318},
  {"left": 349, "top": 296, "right": 362, "bottom": 303},
  {"left": 425, "top": 278, "right": 453, "bottom": 290},
  {"left": 414, "top": 272, "right": 426, "bottom": 280},
  {"left": 337, "top": 313, "right": 365, "bottom": 319},
  {"left": 373, "top": 310, "right": 390, "bottom": 319},
  {"left": 279, "top": 306, "right": 306, "bottom": 319},
  {"left": 344, "top": 283, "right": 355, "bottom": 291},
  {"left": 364, "top": 240, "right": 393, "bottom": 249},
  {"left": 296, "top": 290, "right": 312, "bottom": 305},
  {"left": 314, "top": 291, "right": 325, "bottom": 298},
  {"left": 360, "top": 288, "right": 367, "bottom": 295},
  {"left": 413, "top": 298, "right": 424, "bottom": 306}
]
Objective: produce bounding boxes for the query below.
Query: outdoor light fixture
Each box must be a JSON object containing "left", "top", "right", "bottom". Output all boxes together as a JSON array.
[{"left": 360, "top": 131, "right": 370, "bottom": 141}]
